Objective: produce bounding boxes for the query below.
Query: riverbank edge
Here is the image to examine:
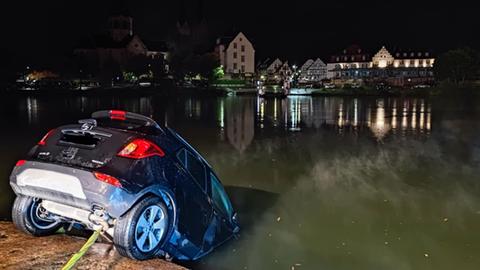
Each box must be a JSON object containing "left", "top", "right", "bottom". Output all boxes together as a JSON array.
[
  {"left": 2, "top": 86, "right": 480, "bottom": 98},
  {"left": 0, "top": 221, "right": 185, "bottom": 270}
]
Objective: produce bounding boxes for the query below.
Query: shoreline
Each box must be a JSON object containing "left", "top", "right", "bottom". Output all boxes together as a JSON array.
[
  {"left": 2, "top": 86, "right": 478, "bottom": 98},
  {"left": 0, "top": 221, "right": 184, "bottom": 270}
]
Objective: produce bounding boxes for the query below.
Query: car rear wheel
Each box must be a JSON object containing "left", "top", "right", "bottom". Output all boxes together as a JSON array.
[
  {"left": 113, "top": 196, "right": 170, "bottom": 260},
  {"left": 12, "top": 196, "right": 62, "bottom": 236}
]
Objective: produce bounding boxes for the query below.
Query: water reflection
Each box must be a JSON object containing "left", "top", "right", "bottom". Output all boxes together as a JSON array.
[
  {"left": 13, "top": 95, "right": 433, "bottom": 150},
  {"left": 256, "top": 96, "right": 431, "bottom": 140},
  {"left": 26, "top": 97, "right": 39, "bottom": 124},
  {"left": 225, "top": 98, "right": 255, "bottom": 153},
  {"left": 3, "top": 94, "right": 480, "bottom": 270}
]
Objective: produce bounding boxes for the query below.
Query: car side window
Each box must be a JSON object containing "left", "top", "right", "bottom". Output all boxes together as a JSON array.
[
  {"left": 176, "top": 148, "right": 206, "bottom": 191},
  {"left": 210, "top": 172, "right": 233, "bottom": 218}
]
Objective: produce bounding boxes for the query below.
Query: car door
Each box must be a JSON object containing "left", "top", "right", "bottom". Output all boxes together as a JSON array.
[
  {"left": 174, "top": 148, "right": 213, "bottom": 249},
  {"left": 208, "top": 171, "right": 239, "bottom": 245}
]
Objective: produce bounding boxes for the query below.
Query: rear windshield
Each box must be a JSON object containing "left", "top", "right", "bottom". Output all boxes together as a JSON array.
[
  {"left": 96, "top": 118, "right": 158, "bottom": 134},
  {"left": 96, "top": 118, "right": 144, "bottom": 130},
  {"left": 59, "top": 133, "right": 100, "bottom": 149}
]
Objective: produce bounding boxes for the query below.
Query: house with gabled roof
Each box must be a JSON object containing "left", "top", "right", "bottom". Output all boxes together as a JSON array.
[
  {"left": 215, "top": 32, "right": 255, "bottom": 76},
  {"left": 299, "top": 58, "right": 327, "bottom": 83},
  {"left": 74, "top": 13, "right": 168, "bottom": 74}
]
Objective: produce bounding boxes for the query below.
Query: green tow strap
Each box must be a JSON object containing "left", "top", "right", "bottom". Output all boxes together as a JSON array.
[{"left": 61, "top": 229, "right": 101, "bottom": 270}]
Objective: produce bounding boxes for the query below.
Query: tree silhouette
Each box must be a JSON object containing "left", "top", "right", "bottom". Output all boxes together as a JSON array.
[{"left": 434, "top": 47, "right": 480, "bottom": 85}]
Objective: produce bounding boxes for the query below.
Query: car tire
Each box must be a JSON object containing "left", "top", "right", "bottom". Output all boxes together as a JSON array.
[
  {"left": 113, "top": 196, "right": 170, "bottom": 260},
  {"left": 12, "top": 195, "right": 62, "bottom": 236}
]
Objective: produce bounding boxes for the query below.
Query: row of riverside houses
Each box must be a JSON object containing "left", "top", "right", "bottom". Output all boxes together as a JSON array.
[
  {"left": 73, "top": 12, "right": 434, "bottom": 89},
  {"left": 215, "top": 33, "right": 435, "bottom": 87}
]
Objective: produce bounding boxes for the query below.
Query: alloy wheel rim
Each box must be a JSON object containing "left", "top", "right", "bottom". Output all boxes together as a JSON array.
[{"left": 135, "top": 205, "right": 167, "bottom": 253}]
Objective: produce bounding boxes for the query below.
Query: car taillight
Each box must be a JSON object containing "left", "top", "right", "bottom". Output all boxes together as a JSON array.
[
  {"left": 38, "top": 129, "right": 55, "bottom": 146},
  {"left": 93, "top": 172, "right": 122, "bottom": 188},
  {"left": 117, "top": 138, "right": 165, "bottom": 159},
  {"left": 16, "top": 160, "right": 26, "bottom": 167},
  {"left": 110, "top": 110, "right": 126, "bottom": 121}
]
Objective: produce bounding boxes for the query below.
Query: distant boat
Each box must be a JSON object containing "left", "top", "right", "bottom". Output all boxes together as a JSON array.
[
  {"left": 257, "top": 85, "right": 287, "bottom": 98},
  {"left": 77, "top": 81, "right": 101, "bottom": 91},
  {"left": 288, "top": 88, "right": 314, "bottom": 96}
]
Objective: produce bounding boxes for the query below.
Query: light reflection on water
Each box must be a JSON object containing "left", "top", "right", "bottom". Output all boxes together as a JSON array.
[
  {"left": 16, "top": 96, "right": 433, "bottom": 141},
  {"left": 1, "top": 94, "right": 480, "bottom": 270}
]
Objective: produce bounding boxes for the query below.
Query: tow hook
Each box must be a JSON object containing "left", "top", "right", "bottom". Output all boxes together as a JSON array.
[{"left": 88, "top": 209, "right": 114, "bottom": 238}]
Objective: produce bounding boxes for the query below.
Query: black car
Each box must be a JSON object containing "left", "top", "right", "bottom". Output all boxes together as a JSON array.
[{"left": 9, "top": 110, "right": 239, "bottom": 260}]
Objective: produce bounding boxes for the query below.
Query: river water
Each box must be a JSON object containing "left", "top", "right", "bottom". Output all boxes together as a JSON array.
[{"left": 1, "top": 94, "right": 480, "bottom": 270}]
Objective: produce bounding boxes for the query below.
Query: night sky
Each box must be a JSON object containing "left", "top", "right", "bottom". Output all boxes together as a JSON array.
[{"left": 1, "top": 0, "right": 479, "bottom": 68}]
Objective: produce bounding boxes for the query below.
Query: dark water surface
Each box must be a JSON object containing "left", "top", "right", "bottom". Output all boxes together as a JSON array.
[{"left": 1, "top": 94, "right": 480, "bottom": 270}]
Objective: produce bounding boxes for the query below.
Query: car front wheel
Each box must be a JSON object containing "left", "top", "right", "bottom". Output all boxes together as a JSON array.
[{"left": 113, "top": 196, "right": 170, "bottom": 260}]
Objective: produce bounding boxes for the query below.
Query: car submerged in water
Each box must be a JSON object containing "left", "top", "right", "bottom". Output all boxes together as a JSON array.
[{"left": 9, "top": 110, "right": 239, "bottom": 261}]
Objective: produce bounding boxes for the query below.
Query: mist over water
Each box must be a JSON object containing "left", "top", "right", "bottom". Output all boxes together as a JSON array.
[{"left": 1, "top": 94, "right": 480, "bottom": 269}]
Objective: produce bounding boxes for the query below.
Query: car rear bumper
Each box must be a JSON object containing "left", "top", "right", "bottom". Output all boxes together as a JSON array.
[{"left": 10, "top": 161, "right": 138, "bottom": 218}]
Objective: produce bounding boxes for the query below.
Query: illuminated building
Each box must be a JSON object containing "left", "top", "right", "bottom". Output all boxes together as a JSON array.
[
  {"left": 257, "top": 58, "right": 291, "bottom": 83},
  {"left": 327, "top": 45, "right": 371, "bottom": 79},
  {"left": 299, "top": 58, "right": 327, "bottom": 83},
  {"left": 372, "top": 46, "right": 394, "bottom": 68},
  {"left": 327, "top": 45, "right": 435, "bottom": 87},
  {"left": 215, "top": 32, "right": 255, "bottom": 76}
]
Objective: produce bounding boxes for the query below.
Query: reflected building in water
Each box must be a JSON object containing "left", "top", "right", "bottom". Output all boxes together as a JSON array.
[
  {"left": 185, "top": 98, "right": 202, "bottom": 120},
  {"left": 225, "top": 98, "right": 255, "bottom": 152},
  {"left": 15, "top": 95, "right": 431, "bottom": 148}
]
